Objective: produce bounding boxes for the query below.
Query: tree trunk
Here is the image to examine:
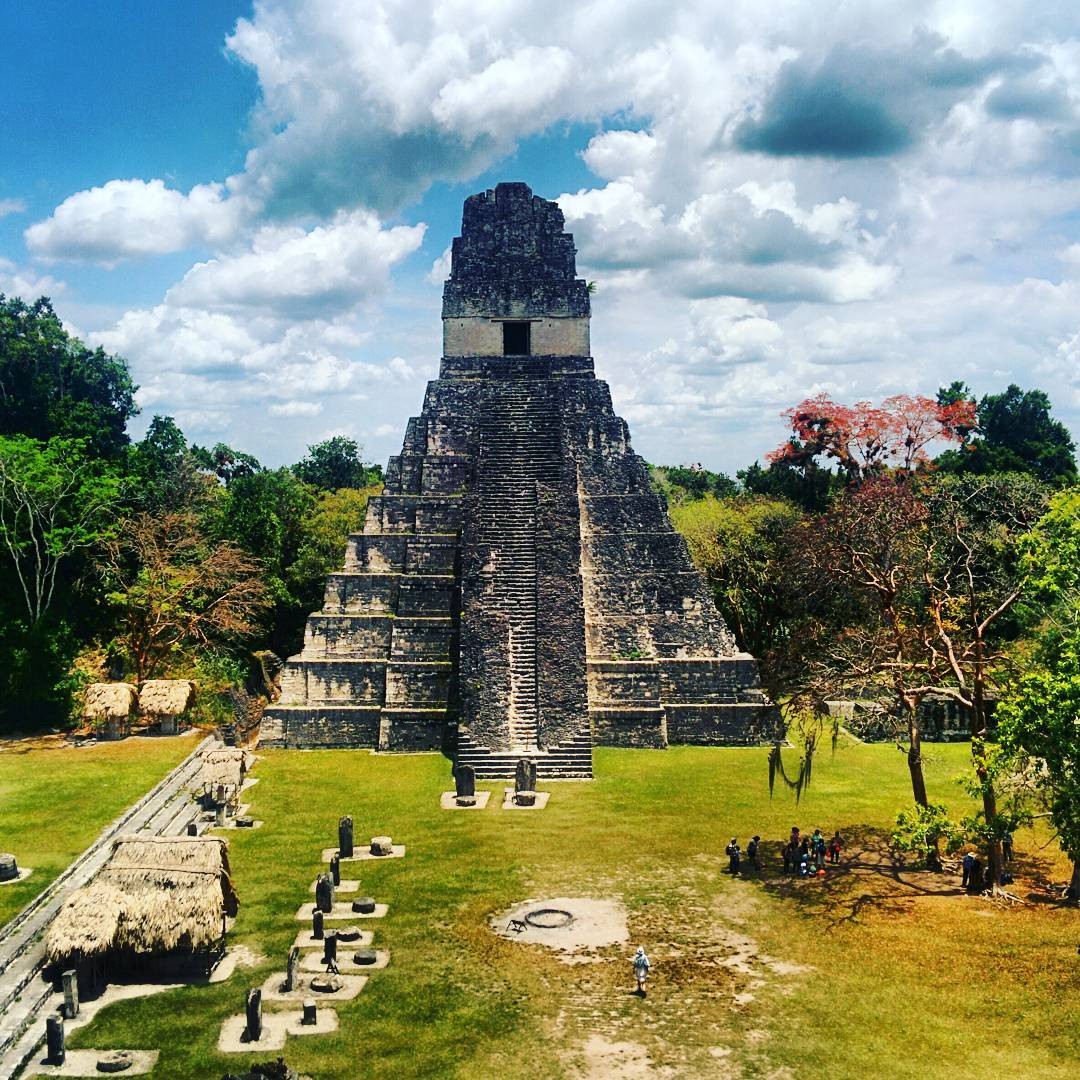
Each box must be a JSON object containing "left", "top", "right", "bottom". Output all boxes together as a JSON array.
[
  {"left": 981, "top": 781, "right": 1001, "bottom": 889},
  {"left": 1068, "top": 860, "right": 1080, "bottom": 901},
  {"left": 907, "top": 714, "right": 929, "bottom": 807}
]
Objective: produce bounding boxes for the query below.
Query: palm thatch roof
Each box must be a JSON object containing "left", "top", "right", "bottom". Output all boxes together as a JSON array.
[
  {"left": 139, "top": 679, "right": 195, "bottom": 717},
  {"left": 83, "top": 683, "right": 138, "bottom": 721},
  {"left": 193, "top": 747, "right": 253, "bottom": 793},
  {"left": 46, "top": 836, "right": 238, "bottom": 966}
]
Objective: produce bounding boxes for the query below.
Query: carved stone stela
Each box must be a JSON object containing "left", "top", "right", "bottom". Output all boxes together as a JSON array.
[{"left": 261, "top": 183, "right": 779, "bottom": 776}]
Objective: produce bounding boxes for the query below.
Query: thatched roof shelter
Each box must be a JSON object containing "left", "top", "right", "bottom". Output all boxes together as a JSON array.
[
  {"left": 83, "top": 683, "right": 138, "bottom": 722},
  {"left": 139, "top": 679, "right": 195, "bottom": 718},
  {"left": 194, "top": 746, "right": 253, "bottom": 793},
  {"left": 46, "top": 836, "right": 238, "bottom": 968}
]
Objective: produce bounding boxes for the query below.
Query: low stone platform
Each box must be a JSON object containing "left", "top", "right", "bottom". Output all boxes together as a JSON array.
[
  {"left": 321, "top": 845, "right": 405, "bottom": 862},
  {"left": 501, "top": 790, "right": 550, "bottom": 811},
  {"left": 309, "top": 879, "right": 360, "bottom": 893},
  {"left": 25, "top": 1049, "right": 159, "bottom": 1076},
  {"left": 259, "top": 971, "right": 366, "bottom": 1005},
  {"left": 299, "top": 950, "right": 390, "bottom": 974},
  {"left": 440, "top": 791, "right": 491, "bottom": 810},
  {"left": 292, "top": 927, "right": 373, "bottom": 951},
  {"left": 213, "top": 818, "right": 264, "bottom": 830},
  {"left": 294, "top": 902, "right": 388, "bottom": 921},
  {"left": 218, "top": 1007, "right": 338, "bottom": 1052}
]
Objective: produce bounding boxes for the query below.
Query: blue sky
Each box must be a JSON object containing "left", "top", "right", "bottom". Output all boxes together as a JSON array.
[{"left": 4, "top": 1, "right": 1080, "bottom": 473}]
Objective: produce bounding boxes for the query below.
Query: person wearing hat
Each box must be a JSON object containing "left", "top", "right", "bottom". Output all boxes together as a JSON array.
[
  {"left": 632, "top": 946, "right": 651, "bottom": 995},
  {"left": 746, "top": 835, "right": 761, "bottom": 873},
  {"left": 725, "top": 837, "right": 741, "bottom": 875}
]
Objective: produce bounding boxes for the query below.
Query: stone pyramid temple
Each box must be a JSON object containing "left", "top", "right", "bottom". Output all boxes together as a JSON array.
[{"left": 261, "top": 182, "right": 778, "bottom": 776}]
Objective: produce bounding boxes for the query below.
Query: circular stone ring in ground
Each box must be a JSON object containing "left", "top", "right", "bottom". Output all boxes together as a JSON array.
[{"left": 525, "top": 908, "right": 574, "bottom": 929}]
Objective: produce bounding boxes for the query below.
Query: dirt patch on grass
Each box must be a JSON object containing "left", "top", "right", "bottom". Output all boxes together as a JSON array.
[
  {"left": 509, "top": 871, "right": 812, "bottom": 1078},
  {"left": 570, "top": 1035, "right": 673, "bottom": 1078},
  {"left": 492, "top": 897, "right": 629, "bottom": 959}
]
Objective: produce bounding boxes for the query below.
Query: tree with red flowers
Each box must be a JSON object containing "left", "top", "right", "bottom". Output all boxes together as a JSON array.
[{"left": 769, "top": 393, "right": 977, "bottom": 483}]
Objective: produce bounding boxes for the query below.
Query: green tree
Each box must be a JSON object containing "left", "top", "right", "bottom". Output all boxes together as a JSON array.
[
  {"left": 287, "top": 485, "right": 380, "bottom": 621},
  {"left": 0, "top": 435, "right": 121, "bottom": 724},
  {"left": 190, "top": 441, "right": 262, "bottom": 486},
  {"left": 997, "top": 488, "right": 1080, "bottom": 898},
  {"left": 651, "top": 464, "right": 738, "bottom": 503},
  {"left": 293, "top": 436, "right": 380, "bottom": 491},
  {"left": 0, "top": 435, "right": 120, "bottom": 626},
  {"left": 737, "top": 458, "right": 840, "bottom": 513},
  {"left": 936, "top": 384, "right": 1077, "bottom": 486},
  {"left": 127, "top": 416, "right": 218, "bottom": 514},
  {"left": 0, "top": 295, "right": 138, "bottom": 458},
  {"left": 669, "top": 494, "right": 802, "bottom": 664},
  {"left": 219, "top": 469, "right": 317, "bottom": 655}
]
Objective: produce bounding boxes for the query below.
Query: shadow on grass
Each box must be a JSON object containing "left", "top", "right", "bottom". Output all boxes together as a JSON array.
[{"left": 746, "top": 824, "right": 968, "bottom": 929}]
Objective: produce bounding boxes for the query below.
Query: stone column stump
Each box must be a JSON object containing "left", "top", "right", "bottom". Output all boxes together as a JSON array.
[
  {"left": 338, "top": 815, "right": 354, "bottom": 859},
  {"left": 46, "top": 1013, "right": 65, "bottom": 1065},
  {"left": 244, "top": 987, "right": 262, "bottom": 1042}
]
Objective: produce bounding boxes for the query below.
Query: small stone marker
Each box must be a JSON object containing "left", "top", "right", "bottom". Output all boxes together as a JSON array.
[
  {"left": 0, "top": 853, "right": 18, "bottom": 882},
  {"left": 513, "top": 789, "right": 537, "bottom": 807},
  {"left": 301, "top": 999, "right": 317, "bottom": 1026},
  {"left": 185, "top": 820, "right": 198, "bottom": 836},
  {"left": 216, "top": 784, "right": 226, "bottom": 804},
  {"left": 244, "top": 987, "right": 262, "bottom": 1042},
  {"left": 46, "top": 1013, "right": 65, "bottom": 1065},
  {"left": 235, "top": 817, "right": 254, "bottom": 828},
  {"left": 312, "top": 910, "right": 324, "bottom": 940},
  {"left": 352, "top": 948, "right": 377, "bottom": 966},
  {"left": 336, "top": 925, "right": 361, "bottom": 942},
  {"left": 338, "top": 815, "right": 354, "bottom": 859},
  {"left": 370, "top": 836, "right": 393, "bottom": 856},
  {"left": 329, "top": 853, "right": 341, "bottom": 886},
  {"left": 285, "top": 946, "right": 300, "bottom": 992},
  {"left": 515, "top": 757, "right": 537, "bottom": 793},
  {"left": 95, "top": 1049, "right": 135, "bottom": 1073},
  {"left": 315, "top": 873, "right": 334, "bottom": 913},
  {"left": 455, "top": 764, "right": 476, "bottom": 806},
  {"left": 323, "top": 932, "right": 337, "bottom": 965},
  {"left": 215, "top": 802, "right": 227, "bottom": 828},
  {"left": 61, "top": 969, "right": 78, "bottom": 1019},
  {"left": 352, "top": 897, "right": 376, "bottom": 914}
]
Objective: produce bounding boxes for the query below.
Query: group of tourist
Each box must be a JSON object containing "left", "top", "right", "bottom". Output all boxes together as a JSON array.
[
  {"left": 724, "top": 828, "right": 844, "bottom": 877},
  {"left": 782, "top": 827, "right": 844, "bottom": 876}
]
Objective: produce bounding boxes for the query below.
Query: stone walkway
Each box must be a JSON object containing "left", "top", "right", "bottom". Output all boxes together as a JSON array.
[{"left": 0, "top": 734, "right": 216, "bottom": 1079}]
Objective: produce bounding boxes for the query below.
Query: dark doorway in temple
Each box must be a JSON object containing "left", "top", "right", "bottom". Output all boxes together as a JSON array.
[{"left": 502, "top": 320, "right": 531, "bottom": 355}]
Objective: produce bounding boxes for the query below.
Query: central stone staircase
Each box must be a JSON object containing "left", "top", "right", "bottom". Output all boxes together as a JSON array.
[{"left": 475, "top": 380, "right": 563, "bottom": 753}]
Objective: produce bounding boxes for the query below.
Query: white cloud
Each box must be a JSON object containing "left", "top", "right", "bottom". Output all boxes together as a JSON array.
[
  {"left": 25, "top": 179, "right": 244, "bottom": 264},
  {"left": 561, "top": 176, "right": 897, "bottom": 303},
  {"left": 427, "top": 245, "right": 452, "bottom": 285},
  {"left": 268, "top": 400, "right": 324, "bottom": 416},
  {"left": 29, "top": 1, "right": 1080, "bottom": 468},
  {"left": 0, "top": 258, "right": 65, "bottom": 299},
  {"left": 581, "top": 130, "right": 658, "bottom": 180},
  {"left": 0, "top": 198, "right": 26, "bottom": 218},
  {"left": 167, "top": 211, "right": 424, "bottom": 318}
]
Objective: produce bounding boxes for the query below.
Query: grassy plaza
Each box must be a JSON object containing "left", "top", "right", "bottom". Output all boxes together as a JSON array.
[
  {"left": 0, "top": 736, "right": 194, "bottom": 927},
  {"left": 4, "top": 739, "right": 1067, "bottom": 1079}
]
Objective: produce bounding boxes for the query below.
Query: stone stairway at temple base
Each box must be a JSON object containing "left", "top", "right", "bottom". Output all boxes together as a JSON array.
[{"left": 455, "top": 730, "right": 593, "bottom": 780}]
